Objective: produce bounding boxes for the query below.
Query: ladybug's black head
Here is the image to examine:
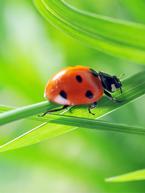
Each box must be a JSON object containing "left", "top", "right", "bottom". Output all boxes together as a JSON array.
[{"left": 98, "top": 72, "right": 122, "bottom": 93}]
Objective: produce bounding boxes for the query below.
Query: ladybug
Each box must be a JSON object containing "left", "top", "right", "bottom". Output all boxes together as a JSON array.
[{"left": 43, "top": 66, "right": 122, "bottom": 116}]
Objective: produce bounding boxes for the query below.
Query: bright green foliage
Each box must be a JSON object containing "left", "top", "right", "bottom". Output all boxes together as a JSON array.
[
  {"left": 34, "top": 0, "right": 145, "bottom": 63},
  {"left": 1, "top": 0, "right": 145, "bottom": 192}
]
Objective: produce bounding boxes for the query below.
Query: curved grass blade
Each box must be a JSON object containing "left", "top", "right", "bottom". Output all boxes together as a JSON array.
[
  {"left": 106, "top": 169, "right": 145, "bottom": 182},
  {"left": 34, "top": 0, "right": 145, "bottom": 63}
]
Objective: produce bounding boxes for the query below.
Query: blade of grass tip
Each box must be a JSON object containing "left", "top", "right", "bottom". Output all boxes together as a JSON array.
[
  {"left": 106, "top": 169, "right": 145, "bottom": 182},
  {"left": 34, "top": 0, "right": 145, "bottom": 63},
  {"left": 0, "top": 101, "right": 57, "bottom": 126}
]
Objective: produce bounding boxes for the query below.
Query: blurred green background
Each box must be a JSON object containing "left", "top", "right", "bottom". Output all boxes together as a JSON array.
[{"left": 0, "top": 0, "right": 145, "bottom": 192}]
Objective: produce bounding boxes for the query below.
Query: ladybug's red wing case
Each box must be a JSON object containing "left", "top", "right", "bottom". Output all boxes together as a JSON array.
[
  {"left": 44, "top": 66, "right": 104, "bottom": 105},
  {"left": 42, "top": 66, "right": 122, "bottom": 116}
]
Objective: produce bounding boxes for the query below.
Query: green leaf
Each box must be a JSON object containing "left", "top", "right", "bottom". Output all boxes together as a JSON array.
[
  {"left": 106, "top": 169, "right": 145, "bottom": 182},
  {"left": 34, "top": 0, "right": 145, "bottom": 63},
  {"left": 0, "top": 71, "right": 145, "bottom": 151}
]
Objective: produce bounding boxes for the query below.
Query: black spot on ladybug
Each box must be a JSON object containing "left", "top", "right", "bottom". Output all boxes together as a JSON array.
[
  {"left": 76, "top": 75, "right": 83, "bottom": 83},
  {"left": 85, "top": 90, "right": 93, "bottom": 99},
  {"left": 59, "top": 90, "right": 67, "bottom": 99}
]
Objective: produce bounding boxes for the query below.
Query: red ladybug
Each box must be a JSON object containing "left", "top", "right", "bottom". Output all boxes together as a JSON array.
[{"left": 43, "top": 66, "right": 122, "bottom": 115}]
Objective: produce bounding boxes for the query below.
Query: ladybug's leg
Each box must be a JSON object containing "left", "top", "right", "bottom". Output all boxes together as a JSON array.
[
  {"left": 88, "top": 102, "right": 97, "bottom": 115},
  {"left": 67, "top": 105, "right": 76, "bottom": 113},
  {"left": 104, "top": 90, "right": 121, "bottom": 103},
  {"left": 40, "top": 105, "right": 69, "bottom": 117}
]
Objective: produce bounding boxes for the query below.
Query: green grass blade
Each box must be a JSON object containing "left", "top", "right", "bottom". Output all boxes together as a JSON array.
[
  {"left": 0, "top": 71, "right": 145, "bottom": 124},
  {"left": 49, "top": 116, "right": 145, "bottom": 135},
  {"left": 0, "top": 101, "right": 57, "bottom": 125},
  {"left": 1, "top": 106, "right": 145, "bottom": 135},
  {"left": 106, "top": 169, "right": 145, "bottom": 182},
  {"left": 0, "top": 122, "right": 76, "bottom": 152},
  {"left": 34, "top": 0, "right": 145, "bottom": 63},
  {"left": 0, "top": 115, "right": 144, "bottom": 152}
]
